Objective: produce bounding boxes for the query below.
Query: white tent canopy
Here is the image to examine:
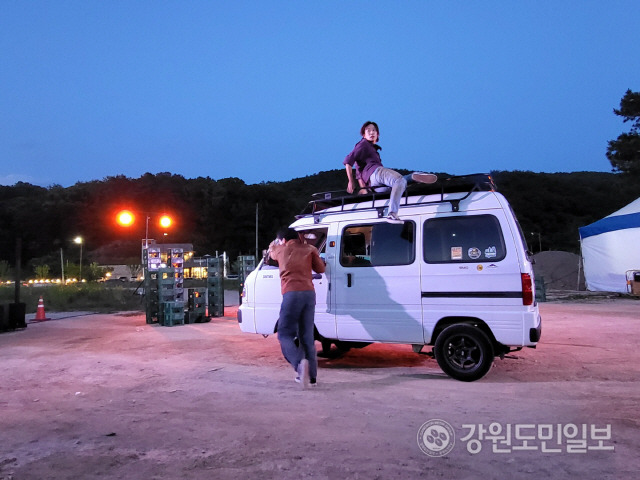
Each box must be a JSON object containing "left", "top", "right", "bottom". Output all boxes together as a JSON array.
[{"left": 579, "top": 197, "right": 640, "bottom": 293}]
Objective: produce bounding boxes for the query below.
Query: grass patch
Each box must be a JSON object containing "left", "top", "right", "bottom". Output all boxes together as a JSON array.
[
  {"left": 1, "top": 277, "right": 241, "bottom": 314},
  {"left": 0, "top": 284, "right": 145, "bottom": 313}
]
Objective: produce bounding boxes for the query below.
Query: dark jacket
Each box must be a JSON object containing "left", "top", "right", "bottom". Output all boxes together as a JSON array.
[{"left": 343, "top": 139, "right": 383, "bottom": 184}]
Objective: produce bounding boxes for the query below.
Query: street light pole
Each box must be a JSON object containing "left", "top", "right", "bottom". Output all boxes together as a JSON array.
[
  {"left": 145, "top": 215, "right": 150, "bottom": 249},
  {"left": 530, "top": 232, "right": 542, "bottom": 253},
  {"left": 74, "top": 236, "right": 83, "bottom": 282},
  {"left": 60, "top": 248, "right": 65, "bottom": 284},
  {"left": 116, "top": 210, "right": 174, "bottom": 263}
]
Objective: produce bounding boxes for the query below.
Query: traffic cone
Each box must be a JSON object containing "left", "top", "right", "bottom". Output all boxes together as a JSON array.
[{"left": 34, "top": 296, "right": 50, "bottom": 321}]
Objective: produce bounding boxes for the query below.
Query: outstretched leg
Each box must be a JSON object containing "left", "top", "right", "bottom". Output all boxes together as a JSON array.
[
  {"left": 277, "top": 292, "right": 304, "bottom": 372},
  {"left": 370, "top": 167, "right": 406, "bottom": 217},
  {"left": 408, "top": 172, "right": 438, "bottom": 184}
]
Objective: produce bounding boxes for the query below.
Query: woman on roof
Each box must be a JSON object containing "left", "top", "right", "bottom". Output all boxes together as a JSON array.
[{"left": 343, "top": 121, "right": 437, "bottom": 224}]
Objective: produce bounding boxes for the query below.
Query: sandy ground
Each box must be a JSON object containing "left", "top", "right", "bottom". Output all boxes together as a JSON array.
[{"left": 1, "top": 298, "right": 639, "bottom": 480}]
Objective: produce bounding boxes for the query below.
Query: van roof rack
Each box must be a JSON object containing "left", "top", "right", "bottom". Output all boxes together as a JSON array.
[{"left": 297, "top": 173, "right": 496, "bottom": 218}]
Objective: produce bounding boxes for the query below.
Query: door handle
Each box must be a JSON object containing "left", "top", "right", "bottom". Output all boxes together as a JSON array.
[
  {"left": 312, "top": 273, "right": 322, "bottom": 280},
  {"left": 347, "top": 273, "right": 352, "bottom": 287}
]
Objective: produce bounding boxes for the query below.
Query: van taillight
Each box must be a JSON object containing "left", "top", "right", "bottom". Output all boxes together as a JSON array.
[{"left": 521, "top": 273, "right": 534, "bottom": 305}]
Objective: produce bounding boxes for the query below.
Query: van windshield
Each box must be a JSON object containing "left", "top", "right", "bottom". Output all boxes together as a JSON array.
[
  {"left": 259, "top": 227, "right": 328, "bottom": 270},
  {"left": 299, "top": 228, "right": 328, "bottom": 253}
]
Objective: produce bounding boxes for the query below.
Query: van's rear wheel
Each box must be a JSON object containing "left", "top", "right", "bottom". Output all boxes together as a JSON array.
[{"left": 434, "top": 324, "right": 494, "bottom": 382}]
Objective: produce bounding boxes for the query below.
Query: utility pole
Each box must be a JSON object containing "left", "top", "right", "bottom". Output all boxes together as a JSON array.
[
  {"left": 60, "top": 248, "right": 65, "bottom": 285},
  {"left": 14, "top": 237, "right": 21, "bottom": 304},
  {"left": 255, "top": 203, "right": 259, "bottom": 260}
]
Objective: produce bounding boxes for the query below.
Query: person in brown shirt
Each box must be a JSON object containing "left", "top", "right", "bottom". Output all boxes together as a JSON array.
[{"left": 268, "top": 227, "right": 326, "bottom": 388}]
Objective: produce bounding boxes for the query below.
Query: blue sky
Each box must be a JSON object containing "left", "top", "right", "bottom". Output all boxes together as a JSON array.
[{"left": 1, "top": 1, "right": 638, "bottom": 187}]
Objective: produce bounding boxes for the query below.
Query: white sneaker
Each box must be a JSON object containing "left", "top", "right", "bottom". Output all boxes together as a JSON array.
[
  {"left": 297, "top": 359, "right": 310, "bottom": 389},
  {"left": 386, "top": 212, "right": 403, "bottom": 224},
  {"left": 411, "top": 172, "right": 438, "bottom": 184}
]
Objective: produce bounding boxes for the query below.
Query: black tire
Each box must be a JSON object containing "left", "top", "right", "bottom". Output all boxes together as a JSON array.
[
  {"left": 434, "top": 324, "right": 494, "bottom": 382},
  {"left": 320, "top": 339, "right": 333, "bottom": 356},
  {"left": 315, "top": 331, "right": 350, "bottom": 357},
  {"left": 333, "top": 340, "right": 353, "bottom": 354}
]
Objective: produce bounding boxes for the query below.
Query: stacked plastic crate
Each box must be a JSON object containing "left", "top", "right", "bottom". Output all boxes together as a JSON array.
[
  {"left": 157, "top": 267, "right": 184, "bottom": 326},
  {"left": 206, "top": 256, "right": 224, "bottom": 317},
  {"left": 186, "top": 288, "right": 207, "bottom": 323},
  {"left": 157, "top": 248, "right": 184, "bottom": 326},
  {"left": 168, "top": 248, "right": 185, "bottom": 304},
  {"left": 237, "top": 255, "right": 256, "bottom": 304},
  {"left": 143, "top": 247, "right": 162, "bottom": 324}
]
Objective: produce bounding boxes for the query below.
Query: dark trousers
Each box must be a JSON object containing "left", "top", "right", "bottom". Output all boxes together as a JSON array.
[{"left": 277, "top": 290, "right": 317, "bottom": 379}]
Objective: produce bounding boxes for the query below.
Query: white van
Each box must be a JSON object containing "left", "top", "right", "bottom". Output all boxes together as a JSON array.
[{"left": 238, "top": 174, "right": 541, "bottom": 381}]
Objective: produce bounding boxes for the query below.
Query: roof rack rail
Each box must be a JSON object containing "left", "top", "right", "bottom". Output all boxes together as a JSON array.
[{"left": 297, "top": 173, "right": 496, "bottom": 218}]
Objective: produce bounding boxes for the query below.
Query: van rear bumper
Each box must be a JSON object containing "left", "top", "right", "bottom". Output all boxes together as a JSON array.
[{"left": 529, "top": 316, "right": 542, "bottom": 342}]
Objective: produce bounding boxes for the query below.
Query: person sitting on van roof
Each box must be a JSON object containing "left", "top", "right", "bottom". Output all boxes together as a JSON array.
[{"left": 343, "top": 121, "right": 437, "bottom": 224}]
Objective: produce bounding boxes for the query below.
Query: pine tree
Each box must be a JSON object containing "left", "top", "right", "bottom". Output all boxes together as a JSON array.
[{"left": 607, "top": 89, "right": 640, "bottom": 175}]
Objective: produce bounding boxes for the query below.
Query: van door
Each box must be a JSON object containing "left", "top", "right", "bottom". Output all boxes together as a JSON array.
[
  {"left": 300, "top": 228, "right": 332, "bottom": 339},
  {"left": 334, "top": 220, "right": 423, "bottom": 343},
  {"left": 252, "top": 227, "right": 329, "bottom": 336}
]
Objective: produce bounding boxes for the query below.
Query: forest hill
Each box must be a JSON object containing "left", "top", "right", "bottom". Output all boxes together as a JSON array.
[{"left": 0, "top": 170, "right": 637, "bottom": 275}]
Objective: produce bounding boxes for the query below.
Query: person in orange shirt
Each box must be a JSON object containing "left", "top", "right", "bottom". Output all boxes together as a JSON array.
[{"left": 268, "top": 228, "right": 326, "bottom": 388}]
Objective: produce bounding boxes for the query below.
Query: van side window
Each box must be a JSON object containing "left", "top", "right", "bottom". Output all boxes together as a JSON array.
[
  {"left": 341, "top": 222, "right": 415, "bottom": 267},
  {"left": 423, "top": 215, "right": 506, "bottom": 263}
]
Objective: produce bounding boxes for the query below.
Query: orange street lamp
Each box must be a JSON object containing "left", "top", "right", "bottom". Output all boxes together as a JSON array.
[
  {"left": 116, "top": 210, "right": 135, "bottom": 227},
  {"left": 159, "top": 215, "right": 172, "bottom": 229},
  {"left": 115, "top": 210, "right": 174, "bottom": 249}
]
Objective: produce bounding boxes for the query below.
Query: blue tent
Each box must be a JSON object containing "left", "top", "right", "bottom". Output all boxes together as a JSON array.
[{"left": 579, "top": 198, "right": 640, "bottom": 293}]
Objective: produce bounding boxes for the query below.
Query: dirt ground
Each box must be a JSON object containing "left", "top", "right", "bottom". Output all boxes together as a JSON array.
[{"left": 1, "top": 298, "right": 639, "bottom": 480}]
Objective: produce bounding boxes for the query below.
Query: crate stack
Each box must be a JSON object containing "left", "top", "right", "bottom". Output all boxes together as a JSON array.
[
  {"left": 143, "top": 247, "right": 162, "bottom": 324},
  {"left": 168, "top": 248, "right": 185, "bottom": 304},
  {"left": 157, "top": 267, "right": 184, "bottom": 326},
  {"left": 186, "top": 287, "right": 207, "bottom": 323},
  {"left": 206, "top": 256, "right": 225, "bottom": 317},
  {"left": 237, "top": 255, "right": 256, "bottom": 304},
  {"left": 142, "top": 247, "right": 187, "bottom": 326}
]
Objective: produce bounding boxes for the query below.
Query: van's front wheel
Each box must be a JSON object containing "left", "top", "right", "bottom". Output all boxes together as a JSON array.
[{"left": 434, "top": 324, "right": 494, "bottom": 382}]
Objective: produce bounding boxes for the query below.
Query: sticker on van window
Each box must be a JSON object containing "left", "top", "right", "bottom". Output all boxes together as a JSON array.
[
  {"left": 468, "top": 247, "right": 481, "bottom": 260},
  {"left": 485, "top": 246, "right": 497, "bottom": 258},
  {"left": 451, "top": 247, "right": 462, "bottom": 260}
]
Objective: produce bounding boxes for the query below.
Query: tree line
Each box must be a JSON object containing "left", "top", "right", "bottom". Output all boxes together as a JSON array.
[{"left": 0, "top": 169, "right": 638, "bottom": 281}]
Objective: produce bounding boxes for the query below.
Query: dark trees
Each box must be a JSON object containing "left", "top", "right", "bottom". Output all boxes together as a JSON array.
[
  {"left": 607, "top": 89, "right": 640, "bottom": 176},
  {"left": 0, "top": 170, "right": 637, "bottom": 273}
]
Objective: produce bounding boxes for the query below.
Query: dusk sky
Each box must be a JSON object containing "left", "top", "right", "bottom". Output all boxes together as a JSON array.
[{"left": 2, "top": 1, "right": 638, "bottom": 187}]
